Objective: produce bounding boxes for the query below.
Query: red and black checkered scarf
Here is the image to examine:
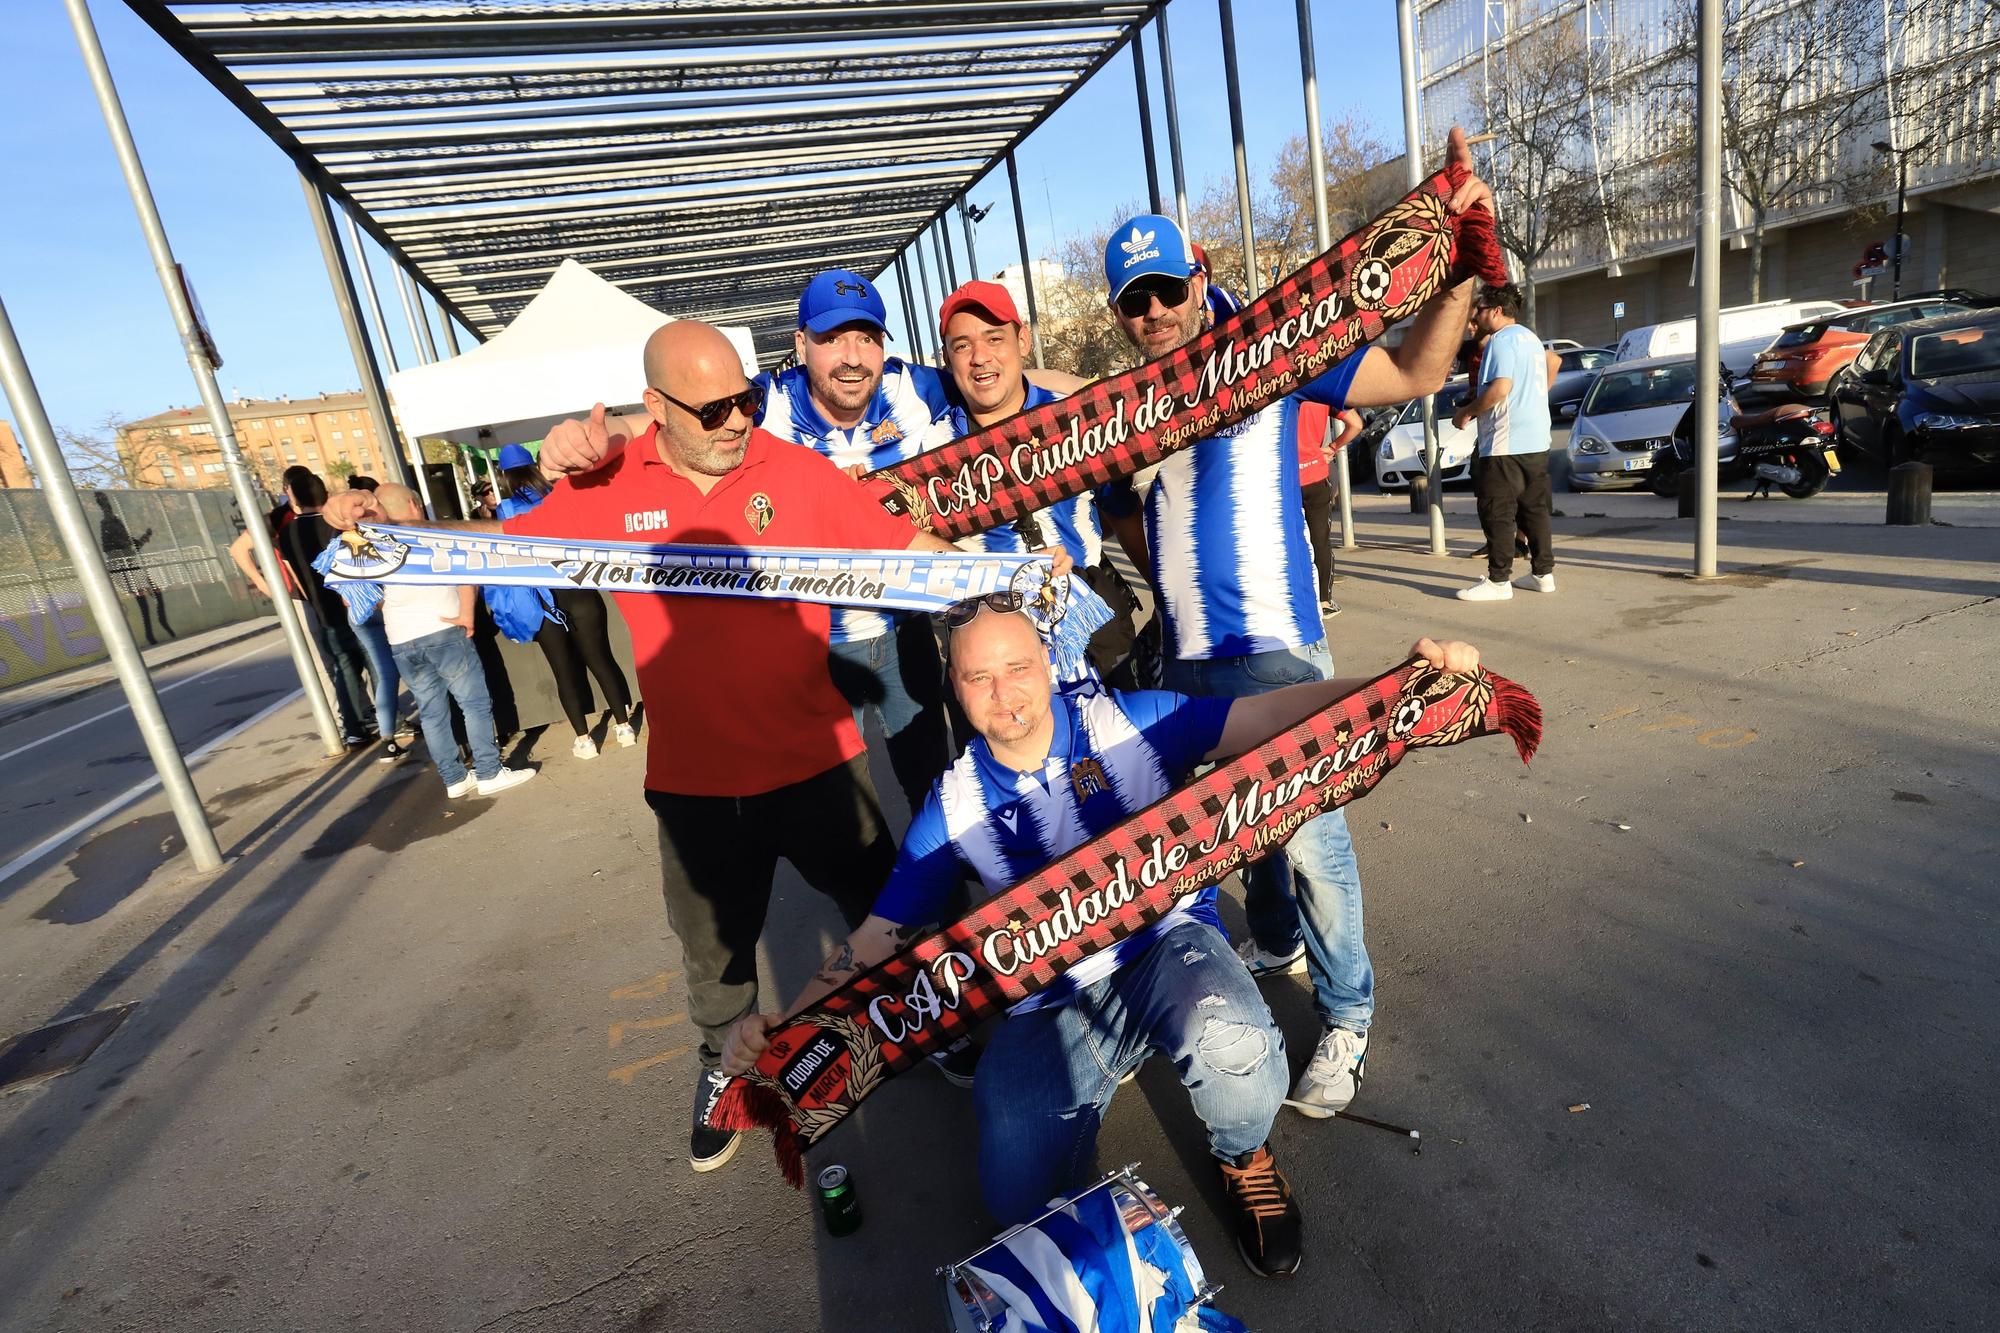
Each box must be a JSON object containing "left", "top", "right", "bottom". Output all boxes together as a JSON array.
[
  {"left": 861, "top": 162, "right": 1508, "bottom": 540},
  {"left": 711, "top": 660, "right": 1541, "bottom": 1185}
]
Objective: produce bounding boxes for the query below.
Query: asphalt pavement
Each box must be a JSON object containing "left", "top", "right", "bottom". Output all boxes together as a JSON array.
[{"left": 0, "top": 507, "right": 1994, "bottom": 1333}]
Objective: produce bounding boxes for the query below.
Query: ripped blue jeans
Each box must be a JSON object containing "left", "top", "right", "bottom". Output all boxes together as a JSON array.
[{"left": 974, "top": 920, "right": 1288, "bottom": 1224}]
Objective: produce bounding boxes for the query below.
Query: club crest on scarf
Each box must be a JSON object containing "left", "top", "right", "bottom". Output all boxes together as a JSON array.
[{"left": 323, "top": 527, "right": 410, "bottom": 580}]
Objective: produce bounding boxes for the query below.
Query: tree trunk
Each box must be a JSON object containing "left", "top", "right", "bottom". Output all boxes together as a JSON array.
[
  {"left": 1749, "top": 218, "right": 1766, "bottom": 304},
  {"left": 1523, "top": 275, "right": 1539, "bottom": 331}
]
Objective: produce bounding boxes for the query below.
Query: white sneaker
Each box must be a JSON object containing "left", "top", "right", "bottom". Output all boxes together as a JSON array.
[
  {"left": 613, "top": 722, "right": 637, "bottom": 748},
  {"left": 474, "top": 766, "right": 537, "bottom": 796},
  {"left": 572, "top": 733, "right": 599, "bottom": 760},
  {"left": 1515, "top": 572, "right": 1556, "bottom": 594},
  {"left": 443, "top": 774, "right": 476, "bottom": 799},
  {"left": 1456, "top": 577, "right": 1513, "bottom": 602},
  {"left": 1235, "top": 938, "right": 1308, "bottom": 978},
  {"left": 1290, "top": 1026, "right": 1367, "bottom": 1118}
]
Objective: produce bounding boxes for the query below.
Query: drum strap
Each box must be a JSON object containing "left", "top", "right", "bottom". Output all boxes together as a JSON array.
[{"left": 713, "top": 659, "right": 1541, "bottom": 1185}]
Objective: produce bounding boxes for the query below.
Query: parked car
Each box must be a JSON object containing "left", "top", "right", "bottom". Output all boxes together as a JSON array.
[
  {"left": 1614, "top": 299, "right": 1847, "bottom": 378},
  {"left": 1831, "top": 309, "right": 2000, "bottom": 473},
  {"left": 1748, "top": 298, "right": 1968, "bottom": 403},
  {"left": 1374, "top": 382, "right": 1476, "bottom": 491},
  {"left": 1549, "top": 345, "right": 1617, "bottom": 416},
  {"left": 1564, "top": 355, "right": 1739, "bottom": 491}
]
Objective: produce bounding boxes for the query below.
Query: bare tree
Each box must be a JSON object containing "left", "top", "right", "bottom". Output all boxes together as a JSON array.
[
  {"left": 1470, "top": 16, "right": 1629, "bottom": 326},
  {"left": 58, "top": 415, "right": 197, "bottom": 489},
  {"left": 1664, "top": 0, "right": 1888, "bottom": 302},
  {"left": 1873, "top": 0, "right": 2000, "bottom": 187}
]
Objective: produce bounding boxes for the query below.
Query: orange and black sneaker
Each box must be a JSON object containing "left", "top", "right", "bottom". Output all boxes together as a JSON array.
[{"left": 1217, "top": 1143, "right": 1304, "bottom": 1276}]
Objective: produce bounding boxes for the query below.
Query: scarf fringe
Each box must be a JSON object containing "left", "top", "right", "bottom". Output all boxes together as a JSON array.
[
  {"left": 1487, "top": 672, "right": 1544, "bottom": 764},
  {"left": 710, "top": 1078, "right": 806, "bottom": 1188},
  {"left": 1444, "top": 163, "right": 1512, "bottom": 289}
]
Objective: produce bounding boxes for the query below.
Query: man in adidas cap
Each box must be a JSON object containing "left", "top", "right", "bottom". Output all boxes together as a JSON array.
[{"left": 1096, "top": 127, "right": 1495, "bottom": 1127}]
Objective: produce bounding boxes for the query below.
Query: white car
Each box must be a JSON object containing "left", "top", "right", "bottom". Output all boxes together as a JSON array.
[
  {"left": 1374, "top": 387, "right": 1476, "bottom": 491},
  {"left": 1613, "top": 299, "right": 1847, "bottom": 378}
]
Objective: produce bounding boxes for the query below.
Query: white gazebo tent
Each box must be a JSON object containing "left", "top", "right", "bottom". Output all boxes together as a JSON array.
[{"left": 386, "top": 258, "right": 760, "bottom": 473}]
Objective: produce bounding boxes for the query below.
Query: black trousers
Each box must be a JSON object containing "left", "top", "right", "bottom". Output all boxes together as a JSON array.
[
  {"left": 1472, "top": 453, "right": 1556, "bottom": 582},
  {"left": 535, "top": 588, "right": 632, "bottom": 735},
  {"left": 1300, "top": 478, "right": 1336, "bottom": 600},
  {"left": 646, "top": 754, "right": 897, "bottom": 1063}
]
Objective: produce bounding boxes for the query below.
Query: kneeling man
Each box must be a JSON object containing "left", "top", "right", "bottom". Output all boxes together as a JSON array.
[{"left": 724, "top": 595, "right": 1477, "bottom": 1277}]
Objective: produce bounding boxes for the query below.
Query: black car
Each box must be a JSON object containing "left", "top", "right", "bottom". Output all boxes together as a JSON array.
[
  {"left": 1832, "top": 309, "right": 2000, "bottom": 472},
  {"left": 1548, "top": 345, "right": 1616, "bottom": 415}
]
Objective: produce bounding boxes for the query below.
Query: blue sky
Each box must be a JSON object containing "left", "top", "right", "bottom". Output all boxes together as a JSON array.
[{"left": 0, "top": 2, "right": 1408, "bottom": 450}]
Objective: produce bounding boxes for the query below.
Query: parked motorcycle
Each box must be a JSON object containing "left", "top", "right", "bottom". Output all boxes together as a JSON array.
[{"left": 1652, "top": 401, "right": 1841, "bottom": 500}]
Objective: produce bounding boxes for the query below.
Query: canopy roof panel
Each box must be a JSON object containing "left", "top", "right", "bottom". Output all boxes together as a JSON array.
[{"left": 126, "top": 1, "right": 1157, "bottom": 361}]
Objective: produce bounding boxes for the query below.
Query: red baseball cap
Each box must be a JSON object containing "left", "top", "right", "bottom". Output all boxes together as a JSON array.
[{"left": 937, "top": 280, "right": 1024, "bottom": 341}]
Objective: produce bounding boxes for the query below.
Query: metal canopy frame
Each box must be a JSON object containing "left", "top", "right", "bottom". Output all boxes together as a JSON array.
[{"left": 125, "top": 1, "right": 1160, "bottom": 361}]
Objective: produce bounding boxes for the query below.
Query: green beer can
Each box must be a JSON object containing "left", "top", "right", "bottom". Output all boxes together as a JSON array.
[{"left": 816, "top": 1164, "right": 862, "bottom": 1236}]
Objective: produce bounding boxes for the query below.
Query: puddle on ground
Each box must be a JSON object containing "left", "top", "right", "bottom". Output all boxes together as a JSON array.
[
  {"left": 32, "top": 766, "right": 317, "bottom": 925},
  {"left": 1617, "top": 592, "right": 1728, "bottom": 632}
]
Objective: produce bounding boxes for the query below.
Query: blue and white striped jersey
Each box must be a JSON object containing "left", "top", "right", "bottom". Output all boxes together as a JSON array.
[
  {"left": 756, "top": 357, "right": 952, "bottom": 642},
  {"left": 873, "top": 686, "right": 1234, "bottom": 1015},
  {"left": 1106, "top": 351, "right": 1363, "bottom": 661},
  {"left": 928, "top": 382, "right": 1105, "bottom": 568}
]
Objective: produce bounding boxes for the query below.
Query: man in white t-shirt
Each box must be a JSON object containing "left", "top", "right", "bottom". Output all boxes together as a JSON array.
[
  {"left": 1453, "top": 283, "right": 1557, "bottom": 601},
  {"left": 373, "top": 483, "right": 536, "bottom": 797}
]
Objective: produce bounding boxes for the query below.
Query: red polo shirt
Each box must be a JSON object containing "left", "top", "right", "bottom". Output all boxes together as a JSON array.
[
  {"left": 501, "top": 424, "right": 919, "bottom": 797},
  {"left": 1294, "top": 402, "right": 1331, "bottom": 486}
]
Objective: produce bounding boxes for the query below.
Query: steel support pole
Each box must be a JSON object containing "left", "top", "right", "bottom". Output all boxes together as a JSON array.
[
  {"left": 1217, "top": 0, "right": 1263, "bottom": 299},
  {"left": 1132, "top": 28, "right": 1162, "bottom": 212},
  {"left": 933, "top": 219, "right": 958, "bottom": 293},
  {"left": 1694, "top": 0, "right": 1722, "bottom": 576},
  {"left": 913, "top": 236, "right": 939, "bottom": 365},
  {"left": 343, "top": 211, "right": 401, "bottom": 374},
  {"left": 1156, "top": 6, "right": 1192, "bottom": 238},
  {"left": 1296, "top": 0, "right": 1354, "bottom": 551},
  {"left": 63, "top": 0, "right": 344, "bottom": 760},
  {"left": 301, "top": 173, "right": 429, "bottom": 516},
  {"left": 0, "top": 294, "right": 222, "bottom": 871},
  {"left": 438, "top": 306, "right": 463, "bottom": 357},
  {"left": 958, "top": 198, "right": 982, "bottom": 280},
  {"left": 400, "top": 268, "right": 441, "bottom": 365},
  {"left": 1890, "top": 156, "right": 1907, "bottom": 301},
  {"left": 1006, "top": 152, "right": 1047, "bottom": 370},
  {"left": 1397, "top": 0, "right": 1446, "bottom": 556},
  {"left": 892, "top": 253, "right": 923, "bottom": 360}
]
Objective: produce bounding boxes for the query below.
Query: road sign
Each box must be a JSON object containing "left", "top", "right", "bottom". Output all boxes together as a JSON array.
[{"left": 1612, "top": 300, "right": 1626, "bottom": 319}]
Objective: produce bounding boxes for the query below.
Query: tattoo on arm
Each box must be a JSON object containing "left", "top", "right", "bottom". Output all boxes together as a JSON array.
[{"left": 811, "top": 941, "right": 859, "bottom": 988}]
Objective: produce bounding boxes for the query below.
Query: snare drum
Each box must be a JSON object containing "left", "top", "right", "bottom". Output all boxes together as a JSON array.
[{"left": 938, "top": 1164, "right": 1229, "bottom": 1332}]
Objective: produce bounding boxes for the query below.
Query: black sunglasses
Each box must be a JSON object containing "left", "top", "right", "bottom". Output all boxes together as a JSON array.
[
  {"left": 939, "top": 591, "right": 1030, "bottom": 628},
  {"left": 1115, "top": 276, "right": 1191, "bottom": 319},
  {"left": 650, "top": 383, "right": 765, "bottom": 431}
]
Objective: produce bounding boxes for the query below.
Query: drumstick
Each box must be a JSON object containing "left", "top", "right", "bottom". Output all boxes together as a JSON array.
[{"left": 1286, "top": 1101, "right": 1422, "bottom": 1154}]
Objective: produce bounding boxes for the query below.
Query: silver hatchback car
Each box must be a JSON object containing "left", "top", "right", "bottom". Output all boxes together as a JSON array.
[{"left": 1564, "top": 355, "right": 1739, "bottom": 491}]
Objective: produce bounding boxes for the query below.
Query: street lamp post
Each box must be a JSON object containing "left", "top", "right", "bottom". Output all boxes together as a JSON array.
[{"left": 1872, "top": 140, "right": 1908, "bottom": 300}]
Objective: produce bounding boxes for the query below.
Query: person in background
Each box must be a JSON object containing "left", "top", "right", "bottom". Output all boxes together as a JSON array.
[
  {"left": 276, "top": 466, "right": 377, "bottom": 746},
  {"left": 347, "top": 475, "right": 379, "bottom": 493},
  {"left": 367, "top": 482, "right": 536, "bottom": 796},
  {"left": 1295, "top": 405, "right": 1363, "bottom": 620},
  {"left": 469, "top": 479, "right": 498, "bottom": 521},
  {"left": 1452, "top": 283, "right": 1557, "bottom": 601},
  {"left": 489, "top": 442, "right": 637, "bottom": 760}
]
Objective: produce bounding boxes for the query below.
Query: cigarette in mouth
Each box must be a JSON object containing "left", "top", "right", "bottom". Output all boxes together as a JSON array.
[{"left": 1011, "top": 710, "right": 1025, "bottom": 726}]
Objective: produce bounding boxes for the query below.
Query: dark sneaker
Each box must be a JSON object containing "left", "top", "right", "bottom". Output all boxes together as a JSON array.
[
  {"left": 377, "top": 740, "right": 408, "bottom": 764},
  {"left": 928, "top": 1038, "right": 980, "bottom": 1088},
  {"left": 1319, "top": 598, "right": 1342, "bottom": 618},
  {"left": 690, "top": 1066, "right": 741, "bottom": 1173},
  {"left": 1218, "top": 1144, "right": 1304, "bottom": 1276}
]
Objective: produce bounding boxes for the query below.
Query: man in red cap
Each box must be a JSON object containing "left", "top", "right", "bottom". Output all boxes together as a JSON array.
[{"left": 925, "top": 280, "right": 1139, "bottom": 679}]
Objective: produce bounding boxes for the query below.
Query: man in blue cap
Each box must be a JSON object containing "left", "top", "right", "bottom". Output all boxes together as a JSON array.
[{"left": 1096, "top": 128, "right": 1495, "bottom": 1127}]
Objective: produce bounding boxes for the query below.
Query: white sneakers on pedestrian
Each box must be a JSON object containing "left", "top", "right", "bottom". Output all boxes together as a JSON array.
[
  {"left": 1236, "top": 938, "right": 1308, "bottom": 977},
  {"left": 1290, "top": 1026, "right": 1368, "bottom": 1118},
  {"left": 613, "top": 722, "right": 638, "bottom": 748},
  {"left": 1516, "top": 572, "right": 1557, "bottom": 593},
  {"left": 476, "top": 767, "right": 537, "bottom": 796},
  {"left": 1456, "top": 578, "right": 1513, "bottom": 601},
  {"left": 572, "top": 733, "right": 599, "bottom": 760},
  {"left": 444, "top": 774, "right": 476, "bottom": 799}
]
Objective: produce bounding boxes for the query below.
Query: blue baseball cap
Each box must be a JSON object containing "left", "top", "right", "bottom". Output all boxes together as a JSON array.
[
  {"left": 496, "top": 443, "right": 536, "bottom": 470},
  {"left": 799, "top": 269, "right": 890, "bottom": 337},
  {"left": 1103, "top": 213, "right": 1197, "bottom": 302}
]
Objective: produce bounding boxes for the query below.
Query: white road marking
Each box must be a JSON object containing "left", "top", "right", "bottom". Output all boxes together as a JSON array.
[
  {"left": 0, "top": 688, "right": 305, "bottom": 889},
  {"left": 0, "top": 635, "right": 282, "bottom": 768}
]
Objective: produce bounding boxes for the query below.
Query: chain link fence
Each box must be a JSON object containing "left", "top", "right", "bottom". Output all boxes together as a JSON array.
[{"left": 0, "top": 487, "right": 270, "bottom": 691}]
